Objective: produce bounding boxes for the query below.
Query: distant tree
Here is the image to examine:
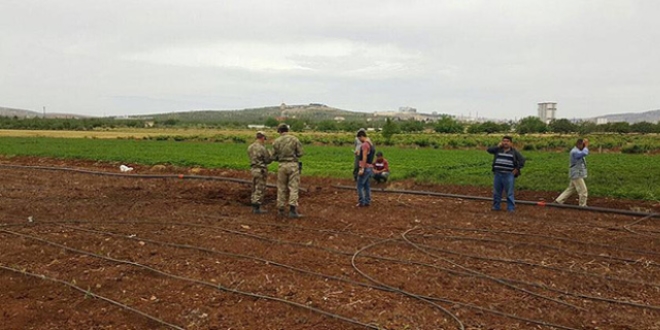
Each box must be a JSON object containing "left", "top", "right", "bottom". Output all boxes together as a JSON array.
[
  {"left": 381, "top": 118, "right": 400, "bottom": 141},
  {"left": 482, "top": 121, "right": 507, "bottom": 134},
  {"left": 400, "top": 119, "right": 425, "bottom": 132},
  {"left": 630, "top": 121, "right": 656, "bottom": 134},
  {"left": 316, "top": 120, "right": 338, "bottom": 132},
  {"left": 264, "top": 117, "right": 279, "bottom": 128},
  {"left": 433, "top": 115, "right": 464, "bottom": 133},
  {"left": 576, "top": 121, "right": 597, "bottom": 134},
  {"left": 339, "top": 121, "right": 366, "bottom": 132},
  {"left": 549, "top": 118, "right": 577, "bottom": 134},
  {"left": 161, "top": 118, "right": 179, "bottom": 126},
  {"left": 516, "top": 116, "right": 548, "bottom": 134},
  {"left": 287, "top": 119, "right": 305, "bottom": 132},
  {"left": 609, "top": 121, "right": 631, "bottom": 134}
]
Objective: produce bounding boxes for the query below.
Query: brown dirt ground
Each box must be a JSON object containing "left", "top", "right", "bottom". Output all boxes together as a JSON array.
[{"left": 1, "top": 157, "right": 659, "bottom": 330}]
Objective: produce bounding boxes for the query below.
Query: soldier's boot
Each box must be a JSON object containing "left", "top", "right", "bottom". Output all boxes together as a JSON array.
[
  {"left": 288, "top": 205, "right": 303, "bottom": 218},
  {"left": 252, "top": 204, "right": 267, "bottom": 214},
  {"left": 277, "top": 207, "right": 286, "bottom": 217}
]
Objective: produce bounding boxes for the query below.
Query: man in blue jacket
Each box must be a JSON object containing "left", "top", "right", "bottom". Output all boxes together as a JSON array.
[
  {"left": 555, "top": 138, "right": 589, "bottom": 206},
  {"left": 487, "top": 136, "right": 525, "bottom": 212}
]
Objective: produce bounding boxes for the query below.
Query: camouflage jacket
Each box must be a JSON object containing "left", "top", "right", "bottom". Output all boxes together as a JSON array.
[
  {"left": 272, "top": 134, "right": 303, "bottom": 163},
  {"left": 247, "top": 141, "right": 272, "bottom": 169}
]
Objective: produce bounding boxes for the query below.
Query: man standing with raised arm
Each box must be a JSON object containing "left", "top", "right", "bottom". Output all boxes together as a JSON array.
[
  {"left": 555, "top": 138, "right": 589, "bottom": 207},
  {"left": 487, "top": 136, "right": 525, "bottom": 212}
]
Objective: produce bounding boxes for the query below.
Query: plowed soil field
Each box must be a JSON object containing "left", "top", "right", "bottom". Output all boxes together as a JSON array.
[{"left": 1, "top": 157, "right": 659, "bottom": 330}]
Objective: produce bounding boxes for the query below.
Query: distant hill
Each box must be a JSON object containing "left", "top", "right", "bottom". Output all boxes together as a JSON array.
[
  {"left": 0, "top": 106, "right": 41, "bottom": 118},
  {"left": 131, "top": 104, "right": 376, "bottom": 123},
  {"left": 590, "top": 109, "right": 660, "bottom": 124},
  {"left": 0, "top": 106, "right": 91, "bottom": 119}
]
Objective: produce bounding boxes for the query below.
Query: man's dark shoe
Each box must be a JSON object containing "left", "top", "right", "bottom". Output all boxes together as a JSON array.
[
  {"left": 289, "top": 205, "right": 303, "bottom": 218},
  {"left": 252, "top": 204, "right": 267, "bottom": 214},
  {"left": 278, "top": 208, "right": 286, "bottom": 217}
]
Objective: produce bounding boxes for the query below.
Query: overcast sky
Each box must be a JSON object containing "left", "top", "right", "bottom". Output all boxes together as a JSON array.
[{"left": 1, "top": 0, "right": 659, "bottom": 119}]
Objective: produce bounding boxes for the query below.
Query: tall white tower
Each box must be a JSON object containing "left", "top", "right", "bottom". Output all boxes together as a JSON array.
[{"left": 537, "top": 102, "right": 557, "bottom": 124}]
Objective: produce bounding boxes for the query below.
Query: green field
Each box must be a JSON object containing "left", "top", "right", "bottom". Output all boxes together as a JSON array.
[{"left": 0, "top": 136, "right": 658, "bottom": 200}]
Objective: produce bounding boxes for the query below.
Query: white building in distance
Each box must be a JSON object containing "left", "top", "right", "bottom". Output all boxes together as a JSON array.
[
  {"left": 596, "top": 117, "right": 608, "bottom": 125},
  {"left": 537, "top": 102, "right": 557, "bottom": 124}
]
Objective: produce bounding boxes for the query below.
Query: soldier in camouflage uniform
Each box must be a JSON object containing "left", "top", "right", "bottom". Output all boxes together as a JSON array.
[
  {"left": 247, "top": 131, "right": 272, "bottom": 214},
  {"left": 272, "top": 123, "right": 304, "bottom": 218}
]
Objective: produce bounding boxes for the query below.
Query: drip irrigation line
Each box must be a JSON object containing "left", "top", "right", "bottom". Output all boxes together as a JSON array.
[
  {"left": 0, "top": 164, "right": 306, "bottom": 192},
  {"left": 7, "top": 224, "right": 584, "bottom": 329},
  {"left": 0, "top": 264, "right": 185, "bottom": 330},
  {"left": 401, "top": 228, "right": 583, "bottom": 310},
  {"left": 54, "top": 223, "right": 660, "bottom": 313},
  {"left": 419, "top": 233, "right": 660, "bottom": 267},
  {"left": 352, "top": 237, "right": 581, "bottom": 330},
  {"left": 19, "top": 219, "right": 660, "bottom": 289},
  {"left": 14, "top": 221, "right": 660, "bottom": 321},
  {"left": 430, "top": 225, "right": 660, "bottom": 257},
  {"left": 0, "top": 229, "right": 383, "bottom": 330},
  {"left": 350, "top": 237, "right": 466, "bottom": 330},
  {"left": 127, "top": 220, "right": 660, "bottom": 288},
  {"left": 624, "top": 214, "right": 660, "bottom": 236},
  {"left": 413, "top": 235, "right": 660, "bottom": 289},
  {"left": 332, "top": 185, "right": 659, "bottom": 218}
]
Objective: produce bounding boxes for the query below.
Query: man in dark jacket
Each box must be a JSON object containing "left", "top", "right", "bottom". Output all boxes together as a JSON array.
[{"left": 487, "top": 136, "right": 525, "bottom": 212}]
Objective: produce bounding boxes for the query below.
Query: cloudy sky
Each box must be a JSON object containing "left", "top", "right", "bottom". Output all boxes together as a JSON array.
[{"left": 1, "top": 0, "right": 659, "bottom": 119}]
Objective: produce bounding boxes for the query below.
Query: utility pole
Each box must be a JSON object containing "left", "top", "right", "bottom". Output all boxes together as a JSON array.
[{"left": 43, "top": 106, "right": 46, "bottom": 118}]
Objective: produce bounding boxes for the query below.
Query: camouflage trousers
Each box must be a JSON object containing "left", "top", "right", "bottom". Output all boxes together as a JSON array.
[
  {"left": 251, "top": 167, "right": 268, "bottom": 205},
  {"left": 277, "top": 162, "right": 300, "bottom": 208}
]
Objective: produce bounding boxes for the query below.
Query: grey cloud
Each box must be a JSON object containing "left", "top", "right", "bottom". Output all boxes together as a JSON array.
[{"left": 1, "top": 0, "right": 659, "bottom": 118}]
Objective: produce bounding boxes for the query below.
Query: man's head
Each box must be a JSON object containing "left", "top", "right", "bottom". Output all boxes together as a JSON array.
[
  {"left": 357, "top": 130, "right": 367, "bottom": 142},
  {"left": 376, "top": 151, "right": 384, "bottom": 161},
  {"left": 576, "top": 138, "right": 585, "bottom": 150},
  {"left": 277, "top": 123, "right": 289, "bottom": 134},
  {"left": 256, "top": 131, "right": 267, "bottom": 142},
  {"left": 501, "top": 136, "right": 513, "bottom": 149}
]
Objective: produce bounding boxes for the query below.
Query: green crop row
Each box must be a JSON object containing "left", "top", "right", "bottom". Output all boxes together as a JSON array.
[
  {"left": 120, "top": 131, "right": 660, "bottom": 153},
  {"left": 0, "top": 136, "right": 658, "bottom": 201}
]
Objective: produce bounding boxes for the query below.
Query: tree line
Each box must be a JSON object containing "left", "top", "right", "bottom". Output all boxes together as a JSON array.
[{"left": 1, "top": 115, "right": 658, "bottom": 135}]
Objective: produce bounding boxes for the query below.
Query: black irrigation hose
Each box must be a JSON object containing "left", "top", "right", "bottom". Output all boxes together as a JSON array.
[
  {"left": 13, "top": 221, "right": 660, "bottom": 324},
  {"left": 351, "top": 237, "right": 584, "bottom": 330},
  {"left": 0, "top": 164, "right": 306, "bottom": 191},
  {"left": 350, "top": 237, "right": 466, "bottom": 330},
  {"left": 50, "top": 223, "right": 598, "bottom": 327},
  {"left": 0, "top": 264, "right": 185, "bottom": 330},
  {"left": 39, "top": 219, "right": 660, "bottom": 289},
  {"left": 401, "top": 228, "right": 583, "bottom": 310},
  {"left": 430, "top": 225, "right": 660, "bottom": 257},
  {"left": 333, "top": 185, "right": 660, "bottom": 218},
  {"left": 413, "top": 235, "right": 660, "bottom": 289},
  {"left": 65, "top": 222, "right": 660, "bottom": 311},
  {"left": 419, "top": 233, "right": 660, "bottom": 267},
  {"left": 624, "top": 214, "right": 660, "bottom": 236},
  {"left": 0, "top": 228, "right": 383, "bottom": 330}
]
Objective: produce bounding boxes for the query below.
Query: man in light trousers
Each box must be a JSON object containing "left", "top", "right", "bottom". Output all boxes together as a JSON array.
[{"left": 555, "top": 138, "right": 589, "bottom": 207}]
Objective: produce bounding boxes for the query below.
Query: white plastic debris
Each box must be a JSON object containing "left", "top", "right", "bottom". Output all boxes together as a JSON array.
[
  {"left": 28, "top": 216, "right": 33, "bottom": 223},
  {"left": 119, "top": 165, "right": 134, "bottom": 172}
]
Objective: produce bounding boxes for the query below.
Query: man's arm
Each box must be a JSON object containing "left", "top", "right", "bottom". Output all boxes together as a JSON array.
[
  {"left": 383, "top": 159, "right": 390, "bottom": 172},
  {"left": 264, "top": 147, "right": 273, "bottom": 164},
  {"left": 271, "top": 142, "right": 279, "bottom": 162},
  {"left": 295, "top": 140, "right": 303, "bottom": 158},
  {"left": 573, "top": 148, "right": 589, "bottom": 159},
  {"left": 514, "top": 150, "right": 526, "bottom": 169},
  {"left": 486, "top": 146, "right": 500, "bottom": 154},
  {"left": 359, "top": 143, "right": 369, "bottom": 170}
]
